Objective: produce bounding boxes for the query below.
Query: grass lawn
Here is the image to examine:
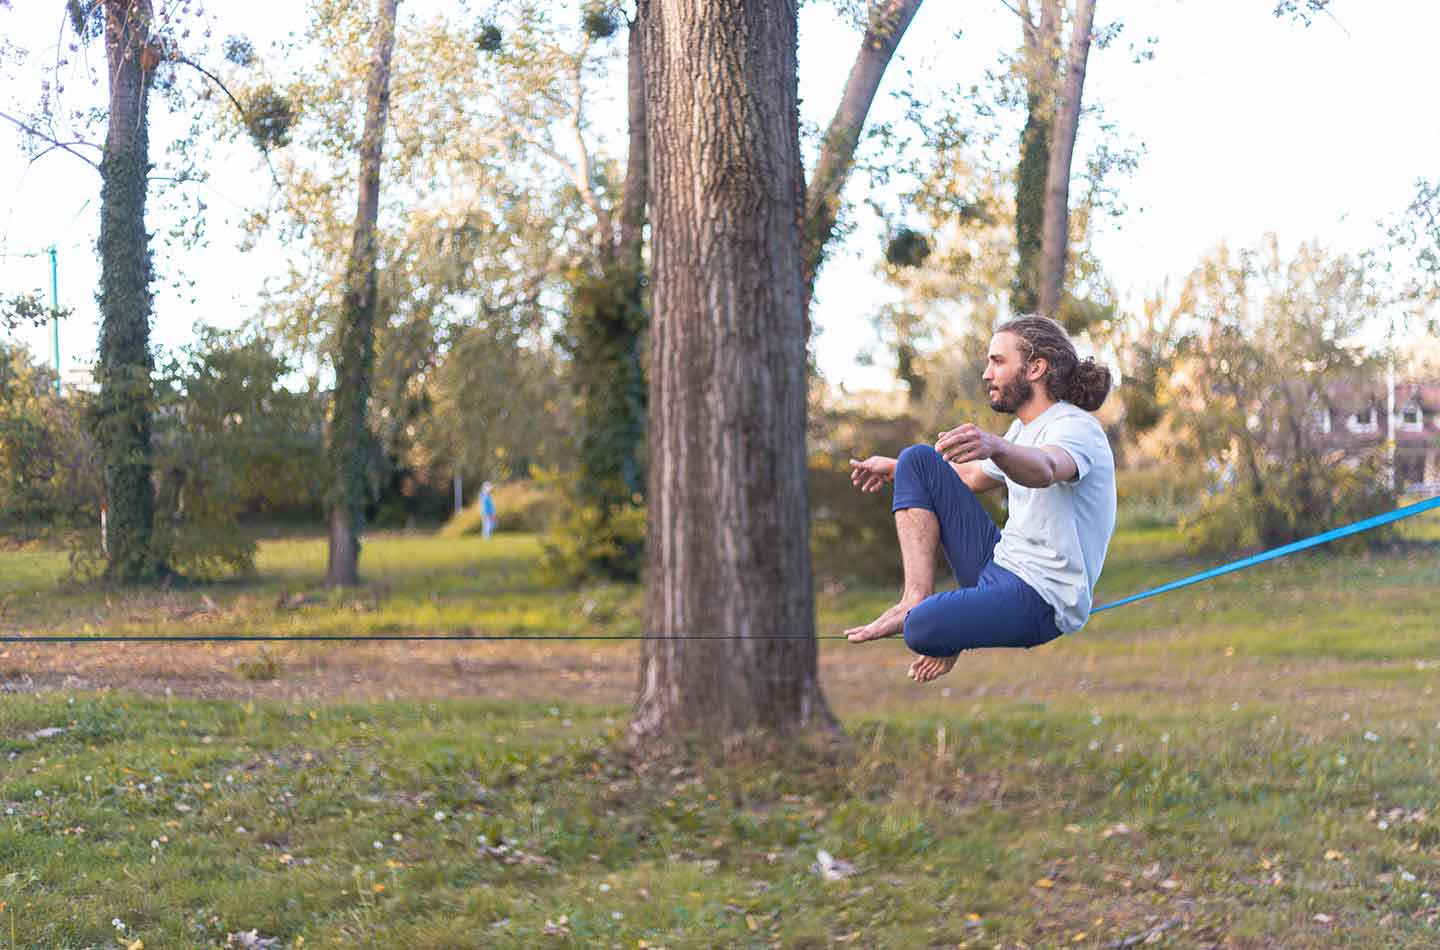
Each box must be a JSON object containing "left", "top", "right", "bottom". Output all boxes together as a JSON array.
[{"left": 2, "top": 514, "right": 1439, "bottom": 948}]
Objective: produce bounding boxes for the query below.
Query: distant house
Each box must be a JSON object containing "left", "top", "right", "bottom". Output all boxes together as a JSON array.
[{"left": 1314, "top": 381, "right": 1440, "bottom": 491}]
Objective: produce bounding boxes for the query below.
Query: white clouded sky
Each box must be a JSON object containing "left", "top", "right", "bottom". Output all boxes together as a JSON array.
[{"left": 2, "top": 1, "right": 1436, "bottom": 391}]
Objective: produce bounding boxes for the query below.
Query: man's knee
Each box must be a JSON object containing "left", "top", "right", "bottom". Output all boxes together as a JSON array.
[
  {"left": 902, "top": 600, "right": 949, "bottom": 657},
  {"left": 896, "top": 443, "right": 942, "bottom": 482}
]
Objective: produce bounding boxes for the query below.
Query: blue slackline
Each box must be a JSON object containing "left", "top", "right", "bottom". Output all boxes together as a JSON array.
[{"left": 1091, "top": 493, "right": 1440, "bottom": 614}]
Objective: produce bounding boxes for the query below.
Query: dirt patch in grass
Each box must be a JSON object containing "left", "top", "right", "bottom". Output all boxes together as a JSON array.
[{"left": 0, "top": 635, "right": 1418, "bottom": 722}]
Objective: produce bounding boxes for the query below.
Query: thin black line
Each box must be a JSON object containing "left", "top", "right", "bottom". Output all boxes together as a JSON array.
[{"left": 0, "top": 634, "right": 855, "bottom": 643}]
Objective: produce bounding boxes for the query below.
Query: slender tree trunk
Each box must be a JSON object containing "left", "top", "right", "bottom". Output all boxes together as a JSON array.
[
  {"left": 633, "top": 0, "right": 836, "bottom": 741},
  {"left": 1012, "top": 0, "right": 1059, "bottom": 316},
  {"left": 326, "top": 0, "right": 400, "bottom": 587},
  {"left": 617, "top": 17, "right": 648, "bottom": 273},
  {"left": 96, "top": 0, "right": 160, "bottom": 582},
  {"left": 801, "top": 0, "right": 924, "bottom": 304},
  {"left": 1038, "top": 0, "right": 1096, "bottom": 318}
]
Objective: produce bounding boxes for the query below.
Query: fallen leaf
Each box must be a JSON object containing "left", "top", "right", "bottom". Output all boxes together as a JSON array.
[{"left": 1035, "top": 878, "right": 1055, "bottom": 889}]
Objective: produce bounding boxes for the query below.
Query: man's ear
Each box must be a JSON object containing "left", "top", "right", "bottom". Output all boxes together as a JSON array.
[{"left": 1027, "top": 357, "right": 1048, "bottom": 382}]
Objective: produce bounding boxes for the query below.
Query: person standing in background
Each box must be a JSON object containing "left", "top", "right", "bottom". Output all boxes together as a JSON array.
[{"left": 479, "top": 482, "right": 497, "bottom": 539}]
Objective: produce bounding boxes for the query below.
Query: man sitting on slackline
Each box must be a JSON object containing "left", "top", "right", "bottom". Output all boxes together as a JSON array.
[{"left": 846, "top": 314, "right": 1117, "bottom": 683}]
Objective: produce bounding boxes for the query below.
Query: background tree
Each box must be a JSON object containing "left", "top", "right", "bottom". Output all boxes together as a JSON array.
[
  {"left": 0, "top": 339, "right": 101, "bottom": 543},
  {"left": 802, "top": 0, "right": 925, "bottom": 304},
  {"left": 325, "top": 0, "right": 400, "bottom": 587},
  {"left": 1161, "top": 237, "right": 1392, "bottom": 552},
  {"left": 93, "top": 0, "right": 162, "bottom": 581},
  {"left": 1009, "top": 0, "right": 1060, "bottom": 315},
  {"left": 633, "top": 0, "right": 836, "bottom": 740},
  {"left": 1038, "top": 0, "right": 1097, "bottom": 317},
  {"left": 152, "top": 327, "right": 325, "bottom": 577},
  {"left": 3, "top": 2, "right": 276, "bottom": 581}
]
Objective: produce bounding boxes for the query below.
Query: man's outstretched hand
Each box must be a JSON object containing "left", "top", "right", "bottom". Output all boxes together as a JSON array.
[
  {"left": 935, "top": 424, "right": 1005, "bottom": 465},
  {"left": 849, "top": 455, "right": 897, "bottom": 493}
]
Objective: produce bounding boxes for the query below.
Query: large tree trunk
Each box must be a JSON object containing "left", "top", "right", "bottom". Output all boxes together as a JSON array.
[
  {"left": 633, "top": 0, "right": 836, "bottom": 741},
  {"left": 325, "top": 0, "right": 400, "bottom": 588},
  {"left": 96, "top": 0, "right": 160, "bottom": 582},
  {"left": 1011, "top": 0, "right": 1059, "bottom": 316},
  {"left": 1038, "top": 0, "right": 1096, "bottom": 318},
  {"left": 802, "top": 0, "right": 925, "bottom": 304}
]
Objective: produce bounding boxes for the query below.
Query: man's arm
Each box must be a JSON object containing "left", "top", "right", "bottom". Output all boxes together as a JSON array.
[
  {"left": 987, "top": 443, "right": 1077, "bottom": 488},
  {"left": 937, "top": 424, "right": 1077, "bottom": 489},
  {"left": 948, "top": 458, "right": 1004, "bottom": 493}
]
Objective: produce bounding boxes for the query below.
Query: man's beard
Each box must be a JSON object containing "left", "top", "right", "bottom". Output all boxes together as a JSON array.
[{"left": 988, "top": 375, "right": 1033, "bottom": 414}]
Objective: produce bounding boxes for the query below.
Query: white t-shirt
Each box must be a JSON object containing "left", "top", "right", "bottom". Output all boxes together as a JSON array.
[{"left": 980, "top": 401, "right": 1116, "bottom": 634}]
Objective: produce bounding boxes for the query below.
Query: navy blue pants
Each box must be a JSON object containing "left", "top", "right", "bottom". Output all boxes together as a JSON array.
[{"left": 891, "top": 444, "right": 1062, "bottom": 657}]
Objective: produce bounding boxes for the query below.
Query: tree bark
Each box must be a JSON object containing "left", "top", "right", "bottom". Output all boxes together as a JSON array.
[
  {"left": 326, "top": 0, "right": 400, "bottom": 587},
  {"left": 1038, "top": 0, "right": 1096, "bottom": 318},
  {"left": 1012, "top": 0, "right": 1059, "bottom": 316},
  {"left": 96, "top": 0, "right": 160, "bottom": 582},
  {"left": 616, "top": 17, "right": 648, "bottom": 272},
  {"left": 801, "top": 0, "right": 925, "bottom": 304},
  {"left": 633, "top": 0, "right": 837, "bottom": 741}
]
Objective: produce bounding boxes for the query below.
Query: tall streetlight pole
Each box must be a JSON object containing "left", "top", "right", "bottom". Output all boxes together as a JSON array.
[{"left": 48, "top": 245, "right": 60, "bottom": 396}]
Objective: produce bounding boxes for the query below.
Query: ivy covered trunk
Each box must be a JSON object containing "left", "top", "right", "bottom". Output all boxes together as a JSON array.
[
  {"left": 564, "top": 14, "right": 650, "bottom": 581},
  {"left": 1012, "top": 0, "right": 1059, "bottom": 317},
  {"left": 632, "top": 0, "right": 837, "bottom": 740},
  {"left": 325, "top": 0, "right": 399, "bottom": 587},
  {"left": 95, "top": 0, "right": 160, "bottom": 582}
]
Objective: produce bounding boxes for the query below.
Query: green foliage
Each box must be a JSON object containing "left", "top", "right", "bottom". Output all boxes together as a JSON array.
[
  {"left": 0, "top": 290, "right": 71, "bottom": 331},
  {"left": 222, "top": 34, "right": 257, "bottom": 67},
  {"left": 241, "top": 84, "right": 296, "bottom": 151},
  {"left": 150, "top": 326, "right": 325, "bottom": 578},
  {"left": 65, "top": 0, "right": 104, "bottom": 42},
  {"left": 541, "top": 265, "right": 649, "bottom": 584},
  {"left": 581, "top": 4, "right": 620, "bottom": 40},
  {"left": 1162, "top": 238, "right": 1393, "bottom": 551},
  {"left": 475, "top": 21, "right": 503, "bottom": 53},
  {"left": 0, "top": 342, "right": 101, "bottom": 542},
  {"left": 96, "top": 138, "right": 161, "bottom": 583},
  {"left": 1113, "top": 463, "right": 1208, "bottom": 528},
  {"left": 1012, "top": 104, "right": 1049, "bottom": 314},
  {"left": 1182, "top": 455, "right": 1396, "bottom": 556},
  {"left": 418, "top": 321, "right": 571, "bottom": 492},
  {"left": 883, "top": 227, "right": 931, "bottom": 269},
  {"left": 538, "top": 469, "right": 647, "bottom": 586}
]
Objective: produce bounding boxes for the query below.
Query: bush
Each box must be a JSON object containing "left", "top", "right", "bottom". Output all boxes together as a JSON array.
[
  {"left": 150, "top": 327, "right": 325, "bottom": 578},
  {"left": 439, "top": 479, "right": 564, "bottom": 538},
  {"left": 1181, "top": 455, "right": 1394, "bottom": 555},
  {"left": 1115, "top": 463, "right": 1210, "bottom": 528},
  {"left": 0, "top": 342, "right": 102, "bottom": 544}
]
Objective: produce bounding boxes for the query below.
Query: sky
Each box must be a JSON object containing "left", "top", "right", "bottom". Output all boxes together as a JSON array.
[{"left": 1, "top": 0, "right": 1437, "bottom": 393}]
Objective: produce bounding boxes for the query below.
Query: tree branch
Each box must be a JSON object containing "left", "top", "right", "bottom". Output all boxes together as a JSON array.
[
  {"left": 801, "top": 0, "right": 925, "bottom": 305},
  {"left": 0, "top": 109, "right": 102, "bottom": 171},
  {"left": 174, "top": 55, "right": 282, "bottom": 188},
  {"left": 566, "top": 35, "right": 613, "bottom": 254}
]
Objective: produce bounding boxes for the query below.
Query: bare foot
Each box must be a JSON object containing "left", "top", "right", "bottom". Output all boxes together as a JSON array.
[
  {"left": 845, "top": 596, "right": 925, "bottom": 643},
  {"left": 908, "top": 653, "right": 957, "bottom": 683}
]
